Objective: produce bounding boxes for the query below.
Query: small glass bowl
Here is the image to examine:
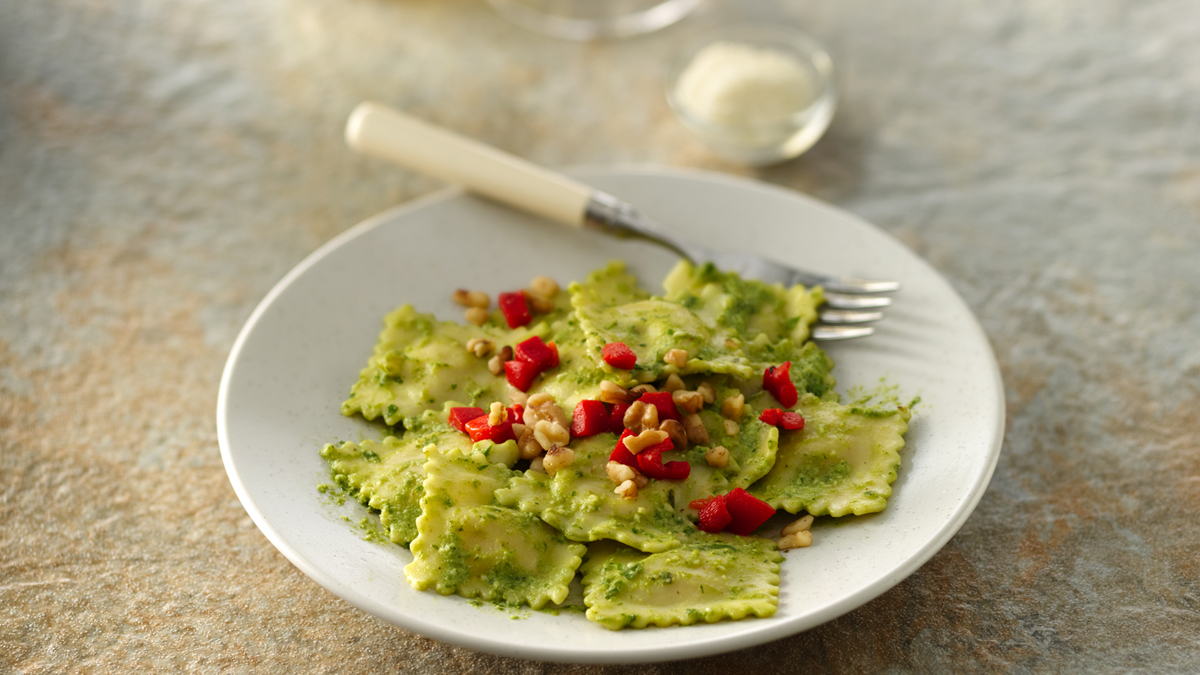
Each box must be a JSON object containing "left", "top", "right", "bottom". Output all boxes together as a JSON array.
[
  {"left": 487, "top": 0, "right": 703, "bottom": 41},
  {"left": 667, "top": 25, "right": 837, "bottom": 165}
]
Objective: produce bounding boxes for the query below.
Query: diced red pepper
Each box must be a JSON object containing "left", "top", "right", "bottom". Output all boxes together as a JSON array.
[
  {"left": 448, "top": 406, "right": 487, "bottom": 433},
  {"left": 698, "top": 496, "right": 733, "bottom": 533},
  {"left": 759, "top": 407, "right": 805, "bottom": 430},
  {"left": 723, "top": 488, "right": 776, "bottom": 536},
  {"left": 498, "top": 291, "right": 532, "bottom": 329},
  {"left": 609, "top": 429, "right": 638, "bottom": 467},
  {"left": 463, "top": 414, "right": 516, "bottom": 444},
  {"left": 504, "top": 359, "right": 540, "bottom": 392},
  {"left": 601, "top": 342, "right": 637, "bottom": 369},
  {"left": 571, "top": 399, "right": 609, "bottom": 437},
  {"left": 608, "top": 402, "right": 631, "bottom": 434},
  {"left": 547, "top": 341, "right": 559, "bottom": 368},
  {"left": 689, "top": 496, "right": 718, "bottom": 511},
  {"left": 636, "top": 437, "right": 690, "bottom": 481},
  {"left": 507, "top": 404, "right": 525, "bottom": 424},
  {"left": 763, "top": 361, "right": 798, "bottom": 408},
  {"left": 515, "top": 336, "right": 557, "bottom": 372},
  {"left": 780, "top": 411, "right": 805, "bottom": 430},
  {"left": 637, "top": 391, "right": 681, "bottom": 422}
]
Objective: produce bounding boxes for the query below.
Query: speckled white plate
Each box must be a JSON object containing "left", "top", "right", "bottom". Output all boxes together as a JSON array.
[{"left": 217, "top": 166, "right": 1004, "bottom": 663}]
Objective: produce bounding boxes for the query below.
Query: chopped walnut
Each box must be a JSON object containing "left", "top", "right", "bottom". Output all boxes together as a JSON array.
[
  {"left": 683, "top": 414, "right": 709, "bottom": 445},
  {"left": 659, "top": 419, "right": 687, "bottom": 451},
  {"left": 452, "top": 289, "right": 489, "bottom": 309},
  {"left": 517, "top": 427, "right": 542, "bottom": 460},
  {"left": 623, "top": 401, "right": 647, "bottom": 433},
  {"left": 466, "top": 337, "right": 494, "bottom": 358},
  {"left": 777, "top": 530, "right": 813, "bottom": 550},
  {"left": 705, "top": 445, "right": 729, "bottom": 468},
  {"left": 530, "top": 276, "right": 560, "bottom": 299},
  {"left": 599, "top": 380, "right": 634, "bottom": 405},
  {"left": 782, "top": 515, "right": 814, "bottom": 536},
  {"left": 488, "top": 401, "right": 506, "bottom": 426},
  {"left": 606, "top": 461, "right": 637, "bottom": 485},
  {"left": 662, "top": 374, "right": 686, "bottom": 392},
  {"left": 672, "top": 390, "right": 704, "bottom": 414},
  {"left": 488, "top": 345, "right": 514, "bottom": 375},
  {"left": 639, "top": 403, "right": 659, "bottom": 433},
  {"left": 464, "top": 307, "right": 489, "bottom": 326},
  {"left": 663, "top": 349, "right": 688, "bottom": 368},
  {"left": 614, "top": 479, "right": 638, "bottom": 500},
  {"left": 533, "top": 420, "right": 570, "bottom": 450},
  {"left": 542, "top": 445, "right": 575, "bottom": 477},
  {"left": 623, "top": 429, "right": 668, "bottom": 454},
  {"left": 720, "top": 393, "right": 745, "bottom": 420}
]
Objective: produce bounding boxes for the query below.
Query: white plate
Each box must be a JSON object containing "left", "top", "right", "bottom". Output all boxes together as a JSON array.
[{"left": 217, "top": 166, "right": 1004, "bottom": 663}]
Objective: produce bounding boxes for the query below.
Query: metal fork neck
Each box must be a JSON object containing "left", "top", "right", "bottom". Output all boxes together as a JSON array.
[{"left": 584, "top": 191, "right": 699, "bottom": 262}]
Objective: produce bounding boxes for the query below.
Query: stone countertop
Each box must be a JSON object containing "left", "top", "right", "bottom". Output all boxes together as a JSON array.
[{"left": 2, "top": 0, "right": 1198, "bottom": 671}]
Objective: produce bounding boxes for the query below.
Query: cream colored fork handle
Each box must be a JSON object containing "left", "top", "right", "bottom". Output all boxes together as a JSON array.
[{"left": 345, "top": 101, "right": 593, "bottom": 228}]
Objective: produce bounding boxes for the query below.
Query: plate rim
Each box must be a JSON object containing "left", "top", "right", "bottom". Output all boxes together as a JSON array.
[{"left": 217, "top": 165, "right": 1005, "bottom": 663}]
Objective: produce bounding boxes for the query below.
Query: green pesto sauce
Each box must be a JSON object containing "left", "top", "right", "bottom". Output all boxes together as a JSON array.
[{"left": 847, "top": 379, "right": 922, "bottom": 414}]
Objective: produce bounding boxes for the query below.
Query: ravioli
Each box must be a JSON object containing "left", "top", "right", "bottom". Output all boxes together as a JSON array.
[
  {"left": 323, "top": 409, "right": 482, "bottom": 545},
  {"left": 571, "top": 262, "right": 755, "bottom": 382},
  {"left": 581, "top": 533, "right": 782, "bottom": 630},
  {"left": 327, "top": 261, "right": 914, "bottom": 630},
  {"left": 341, "top": 305, "right": 513, "bottom": 426},
  {"left": 750, "top": 393, "right": 911, "bottom": 516},
  {"left": 405, "top": 445, "right": 586, "bottom": 608},
  {"left": 496, "top": 435, "right": 698, "bottom": 553},
  {"left": 661, "top": 260, "right": 823, "bottom": 348}
]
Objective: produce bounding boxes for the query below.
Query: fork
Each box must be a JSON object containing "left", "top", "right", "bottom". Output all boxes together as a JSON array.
[{"left": 345, "top": 102, "right": 897, "bottom": 340}]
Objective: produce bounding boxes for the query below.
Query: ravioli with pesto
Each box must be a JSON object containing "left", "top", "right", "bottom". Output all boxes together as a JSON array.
[
  {"left": 324, "top": 260, "right": 913, "bottom": 630},
  {"left": 406, "top": 445, "right": 585, "bottom": 608},
  {"left": 581, "top": 533, "right": 783, "bottom": 630}
]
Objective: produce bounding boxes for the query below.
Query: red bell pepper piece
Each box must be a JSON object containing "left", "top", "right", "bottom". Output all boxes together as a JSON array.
[
  {"left": 448, "top": 406, "right": 487, "bottom": 433},
  {"left": 637, "top": 391, "right": 681, "bottom": 422},
  {"left": 504, "top": 359, "right": 540, "bottom": 392},
  {"left": 689, "top": 496, "right": 718, "bottom": 511},
  {"left": 723, "top": 488, "right": 776, "bottom": 536},
  {"left": 760, "top": 408, "right": 805, "bottom": 430},
  {"left": 763, "top": 361, "right": 798, "bottom": 408},
  {"left": 498, "top": 291, "right": 532, "bottom": 329},
  {"left": 608, "top": 402, "right": 631, "bottom": 434},
  {"left": 636, "top": 438, "right": 690, "bottom": 481},
  {"left": 780, "top": 411, "right": 805, "bottom": 430},
  {"left": 547, "top": 341, "right": 559, "bottom": 368},
  {"left": 601, "top": 342, "right": 637, "bottom": 369},
  {"left": 515, "top": 336, "right": 557, "bottom": 372},
  {"left": 507, "top": 404, "right": 524, "bottom": 424},
  {"left": 463, "top": 414, "right": 516, "bottom": 444},
  {"left": 609, "top": 429, "right": 638, "bottom": 467},
  {"left": 571, "top": 399, "right": 609, "bottom": 437},
  {"left": 698, "top": 496, "right": 733, "bottom": 533}
]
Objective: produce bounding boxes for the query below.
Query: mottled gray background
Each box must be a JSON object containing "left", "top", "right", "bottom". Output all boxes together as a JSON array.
[{"left": 2, "top": 0, "right": 1198, "bottom": 672}]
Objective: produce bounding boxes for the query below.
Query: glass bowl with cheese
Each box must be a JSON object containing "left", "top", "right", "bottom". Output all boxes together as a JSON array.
[{"left": 667, "top": 25, "right": 837, "bottom": 166}]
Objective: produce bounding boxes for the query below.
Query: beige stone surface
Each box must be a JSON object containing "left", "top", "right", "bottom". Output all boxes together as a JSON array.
[{"left": 3, "top": 0, "right": 1200, "bottom": 671}]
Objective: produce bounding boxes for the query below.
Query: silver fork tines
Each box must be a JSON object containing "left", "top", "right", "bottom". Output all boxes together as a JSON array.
[{"left": 584, "top": 192, "right": 898, "bottom": 341}]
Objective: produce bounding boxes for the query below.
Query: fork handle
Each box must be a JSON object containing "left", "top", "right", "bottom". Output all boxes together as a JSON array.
[{"left": 345, "top": 101, "right": 593, "bottom": 228}]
